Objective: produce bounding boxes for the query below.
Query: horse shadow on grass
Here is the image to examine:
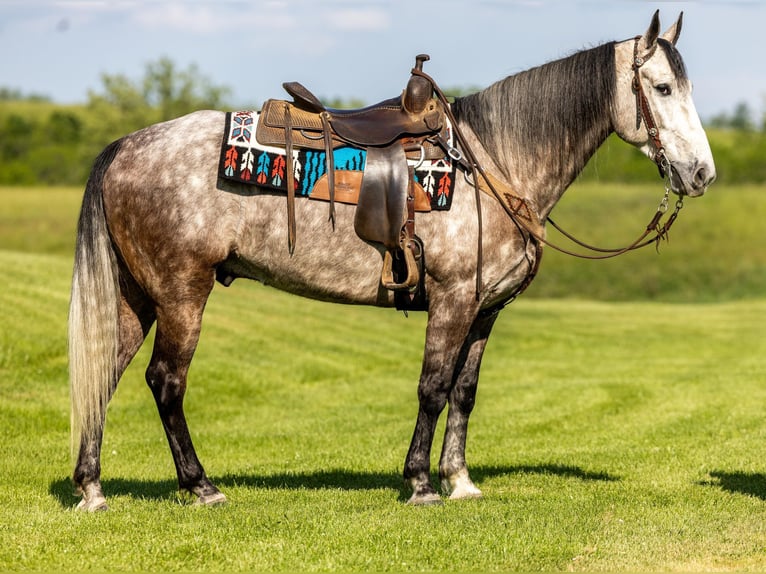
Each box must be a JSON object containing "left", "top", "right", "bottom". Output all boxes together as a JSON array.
[
  {"left": 49, "top": 462, "right": 620, "bottom": 508},
  {"left": 699, "top": 470, "right": 766, "bottom": 501}
]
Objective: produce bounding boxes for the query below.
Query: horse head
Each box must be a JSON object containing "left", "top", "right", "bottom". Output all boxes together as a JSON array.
[{"left": 612, "top": 11, "right": 716, "bottom": 197}]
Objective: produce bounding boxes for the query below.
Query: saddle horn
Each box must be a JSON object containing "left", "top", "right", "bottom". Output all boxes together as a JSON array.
[{"left": 403, "top": 54, "right": 433, "bottom": 115}]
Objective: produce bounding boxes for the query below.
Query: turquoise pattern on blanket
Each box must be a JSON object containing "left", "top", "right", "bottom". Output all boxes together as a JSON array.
[{"left": 299, "top": 148, "right": 368, "bottom": 196}]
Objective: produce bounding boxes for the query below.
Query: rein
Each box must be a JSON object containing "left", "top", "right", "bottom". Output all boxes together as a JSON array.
[
  {"left": 412, "top": 35, "right": 685, "bottom": 300},
  {"left": 546, "top": 181, "right": 683, "bottom": 258}
]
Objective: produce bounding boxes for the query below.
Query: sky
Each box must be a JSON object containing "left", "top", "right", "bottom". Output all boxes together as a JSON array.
[{"left": 0, "top": 0, "right": 763, "bottom": 122}]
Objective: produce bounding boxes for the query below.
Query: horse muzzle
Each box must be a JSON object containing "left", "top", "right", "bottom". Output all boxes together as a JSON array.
[{"left": 669, "top": 159, "right": 716, "bottom": 197}]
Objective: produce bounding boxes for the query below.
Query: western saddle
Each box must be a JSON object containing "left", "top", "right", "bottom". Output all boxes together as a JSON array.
[{"left": 256, "top": 54, "right": 450, "bottom": 294}]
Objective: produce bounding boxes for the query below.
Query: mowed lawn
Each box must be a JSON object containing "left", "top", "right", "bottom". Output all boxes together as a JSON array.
[{"left": 1, "top": 185, "right": 766, "bottom": 571}]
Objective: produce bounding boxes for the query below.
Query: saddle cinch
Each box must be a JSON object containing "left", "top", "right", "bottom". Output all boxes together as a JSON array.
[{"left": 257, "top": 54, "right": 448, "bottom": 293}]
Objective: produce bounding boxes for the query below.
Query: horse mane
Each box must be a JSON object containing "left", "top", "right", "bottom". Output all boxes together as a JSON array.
[
  {"left": 452, "top": 42, "right": 618, "bottom": 183},
  {"left": 452, "top": 39, "right": 689, "bottom": 186}
]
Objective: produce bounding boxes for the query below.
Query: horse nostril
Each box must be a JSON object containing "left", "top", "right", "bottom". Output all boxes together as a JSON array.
[
  {"left": 694, "top": 167, "right": 706, "bottom": 186},
  {"left": 694, "top": 164, "right": 715, "bottom": 188}
]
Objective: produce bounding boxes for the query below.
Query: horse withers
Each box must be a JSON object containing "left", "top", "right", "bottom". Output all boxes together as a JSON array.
[{"left": 69, "top": 11, "right": 715, "bottom": 511}]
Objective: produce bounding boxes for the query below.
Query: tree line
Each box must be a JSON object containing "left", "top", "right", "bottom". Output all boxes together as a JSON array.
[
  {"left": 0, "top": 58, "right": 230, "bottom": 186},
  {"left": 1, "top": 58, "right": 764, "bottom": 186}
]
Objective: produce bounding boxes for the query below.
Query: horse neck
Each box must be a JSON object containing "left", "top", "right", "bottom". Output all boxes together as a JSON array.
[{"left": 452, "top": 42, "right": 616, "bottom": 218}]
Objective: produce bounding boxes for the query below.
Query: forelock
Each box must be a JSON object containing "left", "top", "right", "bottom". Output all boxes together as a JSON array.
[{"left": 657, "top": 38, "right": 688, "bottom": 82}]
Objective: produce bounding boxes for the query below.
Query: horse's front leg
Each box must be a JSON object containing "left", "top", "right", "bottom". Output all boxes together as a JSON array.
[
  {"left": 439, "top": 310, "right": 499, "bottom": 500},
  {"left": 404, "top": 297, "right": 478, "bottom": 505}
]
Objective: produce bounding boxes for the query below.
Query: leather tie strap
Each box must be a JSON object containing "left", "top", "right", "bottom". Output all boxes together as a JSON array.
[
  {"left": 321, "top": 111, "right": 336, "bottom": 228},
  {"left": 284, "top": 102, "right": 296, "bottom": 254}
]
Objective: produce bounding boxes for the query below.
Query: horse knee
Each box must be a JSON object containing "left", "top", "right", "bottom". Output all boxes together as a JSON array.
[
  {"left": 450, "top": 382, "right": 477, "bottom": 415},
  {"left": 417, "top": 378, "right": 450, "bottom": 416}
]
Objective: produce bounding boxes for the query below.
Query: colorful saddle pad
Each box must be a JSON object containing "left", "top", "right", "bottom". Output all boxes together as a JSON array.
[{"left": 218, "top": 110, "right": 457, "bottom": 210}]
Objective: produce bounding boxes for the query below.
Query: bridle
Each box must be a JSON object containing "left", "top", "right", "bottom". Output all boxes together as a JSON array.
[
  {"left": 412, "top": 35, "right": 686, "bottom": 300},
  {"left": 545, "top": 35, "right": 685, "bottom": 259},
  {"left": 631, "top": 35, "right": 670, "bottom": 180}
]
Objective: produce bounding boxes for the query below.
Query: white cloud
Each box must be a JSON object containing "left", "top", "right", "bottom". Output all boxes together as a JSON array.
[
  {"left": 125, "top": 1, "right": 302, "bottom": 35},
  {"left": 329, "top": 8, "right": 390, "bottom": 31},
  {"left": 131, "top": 3, "right": 224, "bottom": 34}
]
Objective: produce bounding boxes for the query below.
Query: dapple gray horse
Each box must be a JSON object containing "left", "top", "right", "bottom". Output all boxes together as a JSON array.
[{"left": 69, "top": 12, "right": 715, "bottom": 510}]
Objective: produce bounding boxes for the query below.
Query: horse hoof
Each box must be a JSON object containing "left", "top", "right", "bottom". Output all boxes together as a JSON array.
[
  {"left": 406, "top": 491, "right": 443, "bottom": 506},
  {"left": 194, "top": 491, "right": 227, "bottom": 506},
  {"left": 75, "top": 495, "right": 108, "bottom": 512},
  {"left": 74, "top": 483, "right": 108, "bottom": 512},
  {"left": 448, "top": 486, "right": 483, "bottom": 501},
  {"left": 441, "top": 471, "right": 482, "bottom": 500}
]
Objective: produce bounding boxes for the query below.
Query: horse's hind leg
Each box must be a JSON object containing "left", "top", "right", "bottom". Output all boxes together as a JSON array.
[
  {"left": 145, "top": 274, "right": 225, "bottom": 506},
  {"left": 439, "top": 311, "right": 499, "bottom": 500},
  {"left": 74, "top": 280, "right": 156, "bottom": 511}
]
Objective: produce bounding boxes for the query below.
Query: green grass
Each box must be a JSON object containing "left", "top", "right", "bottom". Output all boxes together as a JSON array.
[
  {"left": 0, "top": 186, "right": 81, "bottom": 254},
  {"left": 532, "top": 181, "right": 766, "bottom": 301},
  {"left": 2, "top": 185, "right": 766, "bottom": 571}
]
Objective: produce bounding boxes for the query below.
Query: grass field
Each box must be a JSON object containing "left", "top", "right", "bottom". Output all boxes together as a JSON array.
[{"left": 2, "top": 185, "right": 766, "bottom": 571}]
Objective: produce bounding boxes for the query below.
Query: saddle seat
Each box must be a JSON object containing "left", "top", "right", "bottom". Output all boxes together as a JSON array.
[{"left": 281, "top": 82, "right": 444, "bottom": 148}]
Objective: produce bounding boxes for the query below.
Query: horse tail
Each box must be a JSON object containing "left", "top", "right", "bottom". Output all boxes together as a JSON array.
[{"left": 68, "top": 139, "right": 122, "bottom": 463}]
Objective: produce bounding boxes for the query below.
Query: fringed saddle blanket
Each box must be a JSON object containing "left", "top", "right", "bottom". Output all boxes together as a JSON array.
[{"left": 218, "top": 110, "right": 457, "bottom": 211}]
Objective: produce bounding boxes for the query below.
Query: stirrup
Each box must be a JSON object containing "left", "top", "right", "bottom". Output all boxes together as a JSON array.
[{"left": 381, "top": 242, "right": 419, "bottom": 291}]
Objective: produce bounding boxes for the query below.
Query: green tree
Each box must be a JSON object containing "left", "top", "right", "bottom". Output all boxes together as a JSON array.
[
  {"left": 87, "top": 57, "right": 232, "bottom": 143},
  {"left": 321, "top": 96, "right": 366, "bottom": 110},
  {"left": 0, "top": 114, "right": 34, "bottom": 159},
  {"left": 48, "top": 110, "right": 82, "bottom": 145},
  {"left": 442, "top": 85, "right": 484, "bottom": 100},
  {"left": 708, "top": 100, "right": 757, "bottom": 131},
  {"left": 729, "top": 102, "right": 755, "bottom": 131},
  {"left": 0, "top": 59, "right": 232, "bottom": 185},
  {"left": 143, "top": 58, "right": 231, "bottom": 121},
  {"left": 0, "top": 87, "right": 50, "bottom": 101}
]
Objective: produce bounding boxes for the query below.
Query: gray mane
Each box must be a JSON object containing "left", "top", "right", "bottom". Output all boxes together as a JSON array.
[
  {"left": 451, "top": 39, "right": 688, "bottom": 185},
  {"left": 452, "top": 42, "right": 618, "bottom": 182}
]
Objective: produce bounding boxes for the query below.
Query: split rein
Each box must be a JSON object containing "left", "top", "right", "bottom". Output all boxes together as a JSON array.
[
  {"left": 412, "top": 36, "right": 684, "bottom": 274},
  {"left": 546, "top": 167, "right": 684, "bottom": 260}
]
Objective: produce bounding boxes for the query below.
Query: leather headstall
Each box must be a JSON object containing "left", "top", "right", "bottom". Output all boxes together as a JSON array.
[{"left": 631, "top": 36, "right": 669, "bottom": 178}]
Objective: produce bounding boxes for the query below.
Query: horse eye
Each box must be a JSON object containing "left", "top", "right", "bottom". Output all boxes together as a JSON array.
[{"left": 655, "top": 83, "right": 672, "bottom": 96}]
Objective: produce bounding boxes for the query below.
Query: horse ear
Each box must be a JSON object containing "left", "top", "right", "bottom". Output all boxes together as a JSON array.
[
  {"left": 639, "top": 9, "right": 661, "bottom": 54},
  {"left": 661, "top": 12, "right": 683, "bottom": 46}
]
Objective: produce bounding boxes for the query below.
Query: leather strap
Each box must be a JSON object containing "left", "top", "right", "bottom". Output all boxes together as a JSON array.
[
  {"left": 411, "top": 67, "right": 486, "bottom": 299},
  {"left": 411, "top": 65, "right": 683, "bottom": 268},
  {"left": 321, "top": 111, "right": 336, "bottom": 227},
  {"left": 404, "top": 164, "right": 416, "bottom": 245},
  {"left": 632, "top": 36, "right": 667, "bottom": 177},
  {"left": 284, "top": 102, "right": 296, "bottom": 254}
]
